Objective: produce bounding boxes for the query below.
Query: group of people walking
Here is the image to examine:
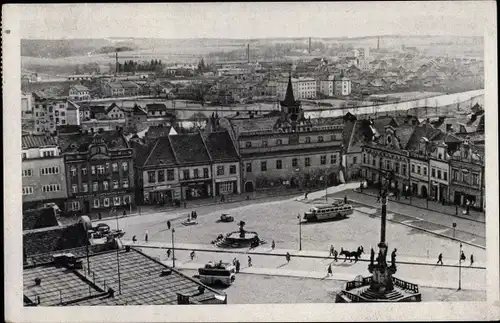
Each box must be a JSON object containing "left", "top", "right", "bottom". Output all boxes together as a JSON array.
[
  {"left": 328, "top": 245, "right": 339, "bottom": 261},
  {"left": 436, "top": 252, "right": 474, "bottom": 266}
]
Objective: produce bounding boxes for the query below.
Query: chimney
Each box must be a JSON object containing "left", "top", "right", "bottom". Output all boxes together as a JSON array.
[
  {"left": 308, "top": 37, "right": 311, "bottom": 54},
  {"left": 115, "top": 51, "right": 119, "bottom": 75},
  {"left": 34, "top": 278, "right": 41, "bottom": 286},
  {"left": 247, "top": 44, "right": 250, "bottom": 63},
  {"left": 177, "top": 293, "right": 190, "bottom": 305},
  {"left": 446, "top": 124, "right": 452, "bottom": 132}
]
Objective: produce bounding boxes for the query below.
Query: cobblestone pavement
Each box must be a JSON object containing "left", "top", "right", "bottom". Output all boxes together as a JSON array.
[
  {"left": 128, "top": 245, "right": 486, "bottom": 291},
  {"left": 177, "top": 269, "right": 486, "bottom": 304}
]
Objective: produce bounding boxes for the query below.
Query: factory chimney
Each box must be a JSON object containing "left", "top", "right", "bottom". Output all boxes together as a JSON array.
[
  {"left": 115, "top": 51, "right": 119, "bottom": 75},
  {"left": 377, "top": 37, "right": 380, "bottom": 50},
  {"left": 308, "top": 37, "right": 311, "bottom": 54},
  {"left": 247, "top": 44, "right": 250, "bottom": 63}
]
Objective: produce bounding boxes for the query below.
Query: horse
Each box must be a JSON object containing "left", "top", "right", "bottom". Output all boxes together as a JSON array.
[{"left": 340, "top": 246, "right": 365, "bottom": 262}]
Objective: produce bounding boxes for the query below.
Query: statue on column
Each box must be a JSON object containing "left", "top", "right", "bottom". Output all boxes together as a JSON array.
[
  {"left": 370, "top": 248, "right": 375, "bottom": 265},
  {"left": 391, "top": 248, "right": 397, "bottom": 268}
]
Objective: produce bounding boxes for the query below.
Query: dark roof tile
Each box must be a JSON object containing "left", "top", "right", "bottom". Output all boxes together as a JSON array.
[
  {"left": 22, "top": 135, "right": 58, "bottom": 149},
  {"left": 168, "top": 133, "right": 211, "bottom": 165},
  {"left": 203, "top": 131, "right": 239, "bottom": 162}
]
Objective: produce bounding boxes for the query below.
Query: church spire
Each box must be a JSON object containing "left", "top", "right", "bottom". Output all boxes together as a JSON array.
[{"left": 283, "top": 71, "right": 296, "bottom": 105}]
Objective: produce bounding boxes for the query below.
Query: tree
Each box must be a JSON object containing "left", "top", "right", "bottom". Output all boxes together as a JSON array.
[{"left": 190, "top": 112, "right": 208, "bottom": 130}]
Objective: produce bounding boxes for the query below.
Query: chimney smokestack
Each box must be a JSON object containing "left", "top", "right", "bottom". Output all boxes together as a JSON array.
[
  {"left": 247, "top": 44, "right": 250, "bottom": 63},
  {"left": 115, "top": 51, "right": 119, "bottom": 75},
  {"left": 308, "top": 37, "right": 311, "bottom": 54}
]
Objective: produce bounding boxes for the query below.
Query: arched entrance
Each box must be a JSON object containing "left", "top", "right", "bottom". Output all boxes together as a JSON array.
[
  {"left": 244, "top": 181, "right": 254, "bottom": 193},
  {"left": 421, "top": 185, "right": 428, "bottom": 198}
]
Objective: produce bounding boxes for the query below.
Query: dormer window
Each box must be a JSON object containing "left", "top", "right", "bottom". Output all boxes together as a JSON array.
[{"left": 387, "top": 136, "right": 392, "bottom": 145}]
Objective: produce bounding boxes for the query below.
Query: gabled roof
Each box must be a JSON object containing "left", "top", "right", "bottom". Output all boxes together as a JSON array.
[
  {"left": 405, "top": 123, "right": 443, "bottom": 151},
  {"left": 67, "top": 100, "right": 80, "bottom": 110},
  {"left": 23, "top": 223, "right": 87, "bottom": 258},
  {"left": 58, "top": 131, "right": 128, "bottom": 153},
  {"left": 90, "top": 105, "right": 107, "bottom": 114},
  {"left": 203, "top": 131, "right": 239, "bottom": 162},
  {"left": 168, "top": 133, "right": 211, "bottom": 165},
  {"left": 146, "top": 103, "right": 168, "bottom": 112},
  {"left": 70, "top": 84, "right": 89, "bottom": 92},
  {"left": 228, "top": 116, "right": 281, "bottom": 137},
  {"left": 22, "top": 135, "right": 58, "bottom": 149},
  {"left": 121, "top": 81, "right": 140, "bottom": 89},
  {"left": 105, "top": 102, "right": 123, "bottom": 114},
  {"left": 23, "top": 207, "right": 60, "bottom": 231},
  {"left": 140, "top": 137, "right": 177, "bottom": 167}
]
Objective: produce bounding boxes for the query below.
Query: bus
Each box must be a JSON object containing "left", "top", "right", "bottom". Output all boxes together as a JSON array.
[
  {"left": 198, "top": 261, "right": 236, "bottom": 286},
  {"left": 303, "top": 202, "right": 354, "bottom": 222}
]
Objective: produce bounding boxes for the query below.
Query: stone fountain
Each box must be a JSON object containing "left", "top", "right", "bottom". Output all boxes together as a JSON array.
[{"left": 213, "top": 221, "right": 263, "bottom": 248}]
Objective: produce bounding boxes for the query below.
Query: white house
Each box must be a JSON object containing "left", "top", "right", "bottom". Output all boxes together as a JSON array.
[{"left": 69, "top": 85, "right": 91, "bottom": 101}]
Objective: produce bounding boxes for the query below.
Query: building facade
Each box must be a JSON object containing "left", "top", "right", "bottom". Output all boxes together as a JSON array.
[
  {"left": 69, "top": 85, "right": 91, "bottom": 101},
  {"left": 276, "top": 77, "right": 317, "bottom": 100},
  {"left": 61, "top": 132, "right": 135, "bottom": 214},
  {"left": 429, "top": 142, "right": 450, "bottom": 203},
  {"left": 22, "top": 135, "right": 68, "bottom": 209}
]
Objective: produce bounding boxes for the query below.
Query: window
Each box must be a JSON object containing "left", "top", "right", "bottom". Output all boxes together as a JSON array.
[
  {"left": 122, "top": 162, "right": 128, "bottom": 171},
  {"left": 91, "top": 166, "right": 96, "bottom": 175},
  {"left": 305, "top": 137, "right": 311, "bottom": 143},
  {"left": 411, "top": 164, "right": 415, "bottom": 173},
  {"left": 71, "top": 166, "right": 77, "bottom": 177},
  {"left": 463, "top": 172, "right": 469, "bottom": 183},
  {"left": 113, "top": 196, "right": 121, "bottom": 206},
  {"left": 437, "top": 170, "right": 442, "bottom": 179},
  {"left": 22, "top": 169, "right": 33, "bottom": 177},
  {"left": 387, "top": 160, "right": 391, "bottom": 170},
  {"left": 123, "top": 179, "right": 129, "bottom": 188},
  {"left": 167, "top": 169, "right": 175, "bottom": 181},
  {"left": 431, "top": 168, "right": 436, "bottom": 178},
  {"left": 423, "top": 167, "right": 427, "bottom": 176},
  {"left": 372, "top": 158, "right": 376, "bottom": 166},
  {"left": 148, "top": 171, "right": 156, "bottom": 183},
  {"left": 417, "top": 166, "right": 421, "bottom": 174},
  {"left": 453, "top": 169, "right": 459, "bottom": 181},
  {"left": 305, "top": 157, "right": 311, "bottom": 167},
  {"left": 246, "top": 162, "right": 252, "bottom": 172},
  {"left": 93, "top": 199, "right": 100, "bottom": 208},
  {"left": 22, "top": 187, "right": 34, "bottom": 195},
  {"left": 112, "top": 163, "right": 118, "bottom": 172},
  {"left": 353, "top": 156, "right": 357, "bottom": 164},
  {"left": 203, "top": 168, "right": 209, "bottom": 178},
  {"left": 318, "top": 136, "right": 323, "bottom": 143},
  {"left": 230, "top": 165, "right": 237, "bottom": 174},
  {"left": 123, "top": 196, "right": 131, "bottom": 205},
  {"left": 276, "top": 139, "right": 283, "bottom": 145},
  {"left": 71, "top": 201, "right": 80, "bottom": 210},
  {"left": 438, "top": 153, "right": 443, "bottom": 160},
  {"left": 82, "top": 167, "right": 87, "bottom": 175},
  {"left": 292, "top": 158, "right": 298, "bottom": 167},
  {"left": 395, "top": 162, "right": 400, "bottom": 174},
  {"left": 193, "top": 169, "right": 199, "bottom": 178},
  {"left": 158, "top": 170, "right": 165, "bottom": 182},
  {"left": 331, "top": 134, "right": 336, "bottom": 141},
  {"left": 103, "top": 181, "right": 109, "bottom": 191},
  {"left": 217, "top": 166, "right": 225, "bottom": 176},
  {"left": 402, "top": 164, "right": 407, "bottom": 176},
  {"left": 261, "top": 161, "right": 267, "bottom": 171},
  {"left": 113, "top": 180, "right": 119, "bottom": 189},
  {"left": 93, "top": 182, "right": 98, "bottom": 192},
  {"left": 97, "top": 165, "right": 105, "bottom": 174},
  {"left": 320, "top": 155, "right": 326, "bottom": 165},
  {"left": 103, "top": 198, "right": 110, "bottom": 207},
  {"left": 72, "top": 184, "right": 78, "bottom": 193},
  {"left": 443, "top": 172, "right": 448, "bottom": 181},
  {"left": 331, "top": 154, "right": 337, "bottom": 165},
  {"left": 276, "top": 160, "right": 282, "bottom": 169},
  {"left": 246, "top": 141, "right": 252, "bottom": 148},
  {"left": 363, "top": 154, "right": 366, "bottom": 164},
  {"left": 472, "top": 173, "right": 479, "bottom": 185},
  {"left": 262, "top": 140, "right": 268, "bottom": 147},
  {"left": 183, "top": 170, "right": 190, "bottom": 180}
]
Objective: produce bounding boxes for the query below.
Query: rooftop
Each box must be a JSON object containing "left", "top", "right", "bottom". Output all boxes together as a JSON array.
[
  {"left": 203, "top": 131, "right": 239, "bottom": 162},
  {"left": 58, "top": 131, "right": 128, "bottom": 153},
  {"left": 141, "top": 137, "right": 177, "bottom": 168},
  {"left": 168, "top": 133, "right": 211, "bottom": 165},
  {"left": 70, "top": 84, "right": 89, "bottom": 92},
  {"left": 23, "top": 207, "right": 60, "bottom": 231},
  {"left": 22, "top": 134, "right": 58, "bottom": 149},
  {"left": 24, "top": 248, "right": 226, "bottom": 306}
]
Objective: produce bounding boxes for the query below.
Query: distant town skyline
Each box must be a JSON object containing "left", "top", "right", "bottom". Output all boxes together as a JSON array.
[{"left": 12, "top": 2, "right": 492, "bottom": 40}]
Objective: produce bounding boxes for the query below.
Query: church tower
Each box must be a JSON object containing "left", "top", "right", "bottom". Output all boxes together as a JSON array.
[{"left": 280, "top": 72, "right": 301, "bottom": 122}]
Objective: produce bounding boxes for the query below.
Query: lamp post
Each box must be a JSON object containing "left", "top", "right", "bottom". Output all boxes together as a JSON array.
[
  {"left": 171, "top": 228, "right": 176, "bottom": 268},
  {"left": 115, "top": 209, "right": 122, "bottom": 295},
  {"left": 458, "top": 242, "right": 462, "bottom": 291},
  {"left": 297, "top": 214, "right": 302, "bottom": 251}
]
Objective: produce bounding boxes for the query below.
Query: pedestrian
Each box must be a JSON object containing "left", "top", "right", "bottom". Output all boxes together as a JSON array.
[
  {"left": 327, "top": 264, "right": 332, "bottom": 276},
  {"left": 344, "top": 196, "right": 348, "bottom": 204},
  {"left": 145, "top": 230, "right": 149, "bottom": 242},
  {"left": 190, "top": 250, "right": 196, "bottom": 260},
  {"left": 193, "top": 211, "right": 197, "bottom": 220},
  {"left": 132, "top": 235, "right": 137, "bottom": 243},
  {"left": 184, "top": 201, "right": 187, "bottom": 208},
  {"left": 167, "top": 220, "right": 171, "bottom": 230},
  {"left": 376, "top": 192, "right": 381, "bottom": 203},
  {"left": 248, "top": 256, "right": 252, "bottom": 267},
  {"left": 123, "top": 210, "right": 126, "bottom": 217},
  {"left": 286, "top": 252, "right": 291, "bottom": 263},
  {"left": 470, "top": 254, "right": 474, "bottom": 267},
  {"left": 166, "top": 248, "right": 171, "bottom": 259},
  {"left": 465, "top": 200, "right": 470, "bottom": 215},
  {"left": 437, "top": 253, "right": 443, "bottom": 265},
  {"left": 329, "top": 245, "right": 334, "bottom": 256},
  {"left": 460, "top": 251, "right": 466, "bottom": 263},
  {"left": 98, "top": 212, "right": 102, "bottom": 220},
  {"left": 304, "top": 192, "right": 308, "bottom": 199},
  {"left": 271, "top": 240, "right": 275, "bottom": 250},
  {"left": 235, "top": 259, "right": 241, "bottom": 273},
  {"left": 333, "top": 249, "right": 338, "bottom": 262},
  {"left": 232, "top": 257, "right": 237, "bottom": 266}
]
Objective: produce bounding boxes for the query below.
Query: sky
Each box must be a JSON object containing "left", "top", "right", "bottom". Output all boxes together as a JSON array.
[{"left": 10, "top": 2, "right": 494, "bottom": 39}]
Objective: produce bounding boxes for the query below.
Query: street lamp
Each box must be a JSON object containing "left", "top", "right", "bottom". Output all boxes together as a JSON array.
[
  {"left": 114, "top": 208, "right": 122, "bottom": 295},
  {"left": 458, "top": 242, "right": 462, "bottom": 291},
  {"left": 171, "top": 228, "right": 176, "bottom": 268},
  {"left": 297, "top": 213, "right": 302, "bottom": 251}
]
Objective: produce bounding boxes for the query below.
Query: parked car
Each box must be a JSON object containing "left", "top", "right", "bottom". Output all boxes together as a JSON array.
[
  {"left": 95, "top": 223, "right": 110, "bottom": 234},
  {"left": 220, "top": 214, "right": 234, "bottom": 222}
]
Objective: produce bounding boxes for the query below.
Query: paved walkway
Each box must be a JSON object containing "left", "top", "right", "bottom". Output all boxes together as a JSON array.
[
  {"left": 358, "top": 187, "right": 485, "bottom": 223},
  {"left": 123, "top": 242, "right": 485, "bottom": 291},
  {"left": 124, "top": 241, "right": 485, "bottom": 269}
]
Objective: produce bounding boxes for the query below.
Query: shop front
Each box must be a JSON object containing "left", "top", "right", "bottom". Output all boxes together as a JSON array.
[
  {"left": 181, "top": 180, "right": 212, "bottom": 200},
  {"left": 144, "top": 185, "right": 180, "bottom": 205},
  {"left": 215, "top": 177, "right": 238, "bottom": 196},
  {"left": 430, "top": 181, "right": 449, "bottom": 203}
]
